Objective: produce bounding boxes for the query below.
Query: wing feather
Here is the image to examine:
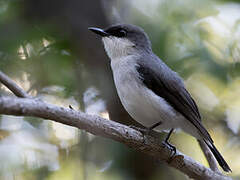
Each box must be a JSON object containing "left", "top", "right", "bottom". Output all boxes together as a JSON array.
[{"left": 136, "top": 59, "right": 213, "bottom": 143}]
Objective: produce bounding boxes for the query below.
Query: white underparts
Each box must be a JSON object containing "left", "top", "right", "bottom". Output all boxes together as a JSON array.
[{"left": 109, "top": 55, "right": 202, "bottom": 140}]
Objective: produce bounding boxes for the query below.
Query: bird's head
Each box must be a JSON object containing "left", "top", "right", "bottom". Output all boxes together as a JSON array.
[{"left": 89, "top": 24, "right": 152, "bottom": 59}]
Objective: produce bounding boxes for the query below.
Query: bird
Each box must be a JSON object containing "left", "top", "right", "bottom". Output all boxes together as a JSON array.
[{"left": 88, "top": 24, "right": 231, "bottom": 172}]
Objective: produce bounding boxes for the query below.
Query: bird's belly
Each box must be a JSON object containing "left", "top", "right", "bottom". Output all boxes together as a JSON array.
[{"left": 115, "top": 78, "right": 182, "bottom": 131}]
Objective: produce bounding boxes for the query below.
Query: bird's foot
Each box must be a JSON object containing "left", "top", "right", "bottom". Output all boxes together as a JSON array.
[
  {"left": 164, "top": 128, "right": 176, "bottom": 154},
  {"left": 164, "top": 140, "right": 176, "bottom": 155},
  {"left": 129, "top": 125, "right": 155, "bottom": 144},
  {"left": 129, "top": 125, "right": 152, "bottom": 135},
  {"left": 162, "top": 140, "right": 177, "bottom": 163},
  {"left": 129, "top": 121, "right": 162, "bottom": 135}
]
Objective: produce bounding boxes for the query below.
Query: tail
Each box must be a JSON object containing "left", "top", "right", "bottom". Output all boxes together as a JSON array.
[{"left": 204, "top": 140, "right": 231, "bottom": 172}]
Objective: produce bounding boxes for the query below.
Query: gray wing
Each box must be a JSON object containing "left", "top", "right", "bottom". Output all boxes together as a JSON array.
[{"left": 136, "top": 56, "right": 213, "bottom": 143}]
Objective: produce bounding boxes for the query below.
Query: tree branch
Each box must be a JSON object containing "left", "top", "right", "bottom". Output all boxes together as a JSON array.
[
  {"left": 0, "top": 71, "right": 30, "bottom": 98},
  {"left": 198, "top": 140, "right": 220, "bottom": 173},
  {"left": 0, "top": 96, "right": 231, "bottom": 180},
  {"left": 0, "top": 70, "right": 231, "bottom": 179}
]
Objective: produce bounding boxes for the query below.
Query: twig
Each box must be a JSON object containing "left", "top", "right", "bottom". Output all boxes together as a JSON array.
[
  {"left": 0, "top": 71, "right": 30, "bottom": 98},
  {"left": 198, "top": 140, "right": 220, "bottom": 173},
  {"left": 0, "top": 96, "right": 231, "bottom": 180}
]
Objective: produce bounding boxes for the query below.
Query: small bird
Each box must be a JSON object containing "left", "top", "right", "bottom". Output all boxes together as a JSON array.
[{"left": 88, "top": 24, "right": 231, "bottom": 172}]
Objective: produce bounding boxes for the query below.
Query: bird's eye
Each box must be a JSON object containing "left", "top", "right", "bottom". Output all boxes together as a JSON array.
[
  {"left": 118, "top": 29, "right": 127, "bottom": 37},
  {"left": 105, "top": 27, "right": 127, "bottom": 37}
]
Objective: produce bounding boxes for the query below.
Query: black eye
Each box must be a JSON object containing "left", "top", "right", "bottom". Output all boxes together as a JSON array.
[
  {"left": 118, "top": 29, "right": 127, "bottom": 37},
  {"left": 105, "top": 27, "right": 127, "bottom": 37}
]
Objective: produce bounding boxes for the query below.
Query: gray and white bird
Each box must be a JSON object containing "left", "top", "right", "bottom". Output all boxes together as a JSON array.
[{"left": 88, "top": 24, "right": 231, "bottom": 172}]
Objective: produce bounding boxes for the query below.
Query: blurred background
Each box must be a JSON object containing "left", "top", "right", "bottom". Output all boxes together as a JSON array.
[{"left": 0, "top": 0, "right": 239, "bottom": 179}]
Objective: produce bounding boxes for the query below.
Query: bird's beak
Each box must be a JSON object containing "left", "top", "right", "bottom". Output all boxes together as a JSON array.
[{"left": 88, "top": 27, "right": 109, "bottom": 37}]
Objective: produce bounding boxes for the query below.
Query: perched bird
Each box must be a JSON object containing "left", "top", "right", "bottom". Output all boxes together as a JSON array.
[{"left": 88, "top": 24, "right": 231, "bottom": 172}]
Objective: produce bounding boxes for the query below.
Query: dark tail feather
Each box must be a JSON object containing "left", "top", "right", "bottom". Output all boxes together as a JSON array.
[{"left": 204, "top": 140, "right": 231, "bottom": 172}]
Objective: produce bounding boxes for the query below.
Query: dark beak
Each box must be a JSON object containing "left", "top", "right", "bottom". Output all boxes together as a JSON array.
[{"left": 88, "top": 27, "right": 109, "bottom": 37}]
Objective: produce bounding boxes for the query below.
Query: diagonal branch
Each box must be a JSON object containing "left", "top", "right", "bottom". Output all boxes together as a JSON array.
[
  {"left": 0, "top": 68, "right": 220, "bottom": 173},
  {"left": 0, "top": 71, "right": 30, "bottom": 98},
  {"left": 198, "top": 140, "right": 219, "bottom": 173},
  {"left": 0, "top": 96, "right": 231, "bottom": 180}
]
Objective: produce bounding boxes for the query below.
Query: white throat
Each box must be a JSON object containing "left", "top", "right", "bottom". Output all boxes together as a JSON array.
[{"left": 102, "top": 37, "right": 136, "bottom": 60}]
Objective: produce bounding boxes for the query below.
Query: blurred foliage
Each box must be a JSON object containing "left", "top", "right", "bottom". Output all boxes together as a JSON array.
[{"left": 0, "top": 0, "right": 240, "bottom": 179}]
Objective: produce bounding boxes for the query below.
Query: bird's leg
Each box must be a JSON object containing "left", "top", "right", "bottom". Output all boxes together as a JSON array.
[
  {"left": 129, "top": 121, "right": 162, "bottom": 135},
  {"left": 128, "top": 125, "right": 150, "bottom": 134},
  {"left": 129, "top": 121, "right": 162, "bottom": 144},
  {"left": 162, "top": 128, "right": 176, "bottom": 156},
  {"left": 149, "top": 121, "right": 162, "bottom": 131}
]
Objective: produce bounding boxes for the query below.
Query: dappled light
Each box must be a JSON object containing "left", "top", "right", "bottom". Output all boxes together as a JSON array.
[{"left": 0, "top": 0, "right": 240, "bottom": 179}]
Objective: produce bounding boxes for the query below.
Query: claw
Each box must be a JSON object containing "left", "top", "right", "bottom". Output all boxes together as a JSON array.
[
  {"left": 163, "top": 140, "right": 176, "bottom": 156},
  {"left": 129, "top": 125, "right": 153, "bottom": 144},
  {"left": 129, "top": 125, "right": 151, "bottom": 135},
  {"left": 162, "top": 128, "right": 176, "bottom": 162},
  {"left": 162, "top": 141, "right": 177, "bottom": 164}
]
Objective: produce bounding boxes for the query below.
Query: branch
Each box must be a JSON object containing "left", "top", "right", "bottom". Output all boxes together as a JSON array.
[
  {"left": 0, "top": 96, "right": 231, "bottom": 180},
  {"left": 198, "top": 140, "right": 219, "bottom": 173},
  {"left": 0, "top": 70, "right": 231, "bottom": 179},
  {"left": 0, "top": 71, "right": 30, "bottom": 98}
]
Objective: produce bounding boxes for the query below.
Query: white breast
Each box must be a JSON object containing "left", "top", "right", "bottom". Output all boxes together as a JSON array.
[{"left": 110, "top": 56, "right": 184, "bottom": 131}]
